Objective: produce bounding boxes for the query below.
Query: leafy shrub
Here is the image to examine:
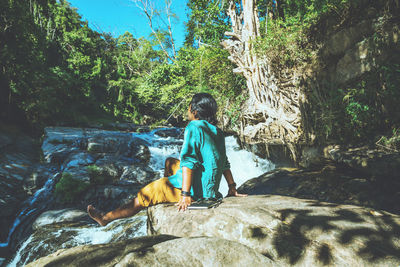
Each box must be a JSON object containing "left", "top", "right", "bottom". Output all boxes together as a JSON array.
[
  {"left": 377, "top": 128, "right": 400, "bottom": 151},
  {"left": 54, "top": 173, "right": 90, "bottom": 204},
  {"left": 255, "top": 18, "right": 313, "bottom": 70},
  {"left": 312, "top": 61, "right": 400, "bottom": 143}
]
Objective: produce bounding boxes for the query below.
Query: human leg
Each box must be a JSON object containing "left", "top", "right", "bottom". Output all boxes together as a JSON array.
[
  {"left": 164, "top": 157, "right": 180, "bottom": 177},
  {"left": 87, "top": 197, "right": 143, "bottom": 226},
  {"left": 136, "top": 177, "right": 181, "bottom": 207},
  {"left": 87, "top": 177, "right": 181, "bottom": 226}
]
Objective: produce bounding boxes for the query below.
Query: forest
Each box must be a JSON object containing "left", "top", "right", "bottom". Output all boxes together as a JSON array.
[{"left": 1, "top": 0, "right": 399, "bottom": 148}]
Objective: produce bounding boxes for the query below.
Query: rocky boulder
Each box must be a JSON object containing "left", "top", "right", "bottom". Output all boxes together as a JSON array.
[
  {"left": 22, "top": 164, "right": 57, "bottom": 196},
  {"left": 26, "top": 235, "right": 275, "bottom": 267},
  {"left": 324, "top": 145, "right": 400, "bottom": 180},
  {"left": 32, "top": 209, "right": 91, "bottom": 230},
  {"left": 0, "top": 130, "right": 41, "bottom": 242},
  {"left": 8, "top": 209, "right": 148, "bottom": 266},
  {"left": 82, "top": 184, "right": 142, "bottom": 211},
  {"left": 41, "top": 127, "right": 158, "bottom": 209},
  {"left": 147, "top": 195, "right": 400, "bottom": 266},
  {"left": 238, "top": 162, "right": 400, "bottom": 214},
  {"left": 153, "top": 128, "right": 183, "bottom": 138}
]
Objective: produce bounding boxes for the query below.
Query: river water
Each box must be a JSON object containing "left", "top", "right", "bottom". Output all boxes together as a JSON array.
[{"left": 4, "top": 128, "right": 274, "bottom": 266}]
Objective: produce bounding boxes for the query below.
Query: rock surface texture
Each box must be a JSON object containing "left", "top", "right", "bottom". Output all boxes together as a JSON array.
[
  {"left": 148, "top": 195, "right": 400, "bottom": 266},
  {"left": 26, "top": 235, "right": 275, "bottom": 267},
  {"left": 41, "top": 127, "right": 165, "bottom": 210},
  {"left": 239, "top": 164, "right": 400, "bottom": 214},
  {"left": 10, "top": 208, "right": 147, "bottom": 266},
  {"left": 0, "top": 131, "right": 41, "bottom": 243}
]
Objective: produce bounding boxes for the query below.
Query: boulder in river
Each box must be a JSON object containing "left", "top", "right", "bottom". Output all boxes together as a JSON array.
[
  {"left": 147, "top": 195, "right": 400, "bottom": 266},
  {"left": 153, "top": 128, "right": 183, "bottom": 138},
  {"left": 9, "top": 209, "right": 147, "bottom": 266},
  {"left": 32, "top": 209, "right": 91, "bottom": 230},
  {"left": 22, "top": 164, "right": 57, "bottom": 196},
  {"left": 0, "top": 129, "right": 41, "bottom": 242}
]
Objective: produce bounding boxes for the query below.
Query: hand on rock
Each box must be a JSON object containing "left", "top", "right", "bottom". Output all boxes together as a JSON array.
[
  {"left": 227, "top": 187, "right": 247, "bottom": 197},
  {"left": 176, "top": 196, "right": 192, "bottom": 211}
]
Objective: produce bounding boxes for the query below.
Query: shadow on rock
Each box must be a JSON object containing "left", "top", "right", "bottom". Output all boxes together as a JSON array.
[{"left": 272, "top": 201, "right": 400, "bottom": 265}]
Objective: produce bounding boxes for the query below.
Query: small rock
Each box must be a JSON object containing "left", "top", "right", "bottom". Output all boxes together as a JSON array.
[
  {"left": 32, "top": 209, "right": 90, "bottom": 230},
  {"left": 120, "top": 165, "right": 156, "bottom": 184},
  {"left": 153, "top": 128, "right": 183, "bottom": 138}
]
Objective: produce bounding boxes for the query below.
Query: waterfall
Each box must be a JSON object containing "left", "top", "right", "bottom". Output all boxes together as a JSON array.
[{"left": 0, "top": 172, "right": 59, "bottom": 250}]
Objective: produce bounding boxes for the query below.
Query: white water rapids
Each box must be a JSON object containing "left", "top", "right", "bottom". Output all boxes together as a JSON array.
[{"left": 6, "top": 129, "right": 274, "bottom": 266}]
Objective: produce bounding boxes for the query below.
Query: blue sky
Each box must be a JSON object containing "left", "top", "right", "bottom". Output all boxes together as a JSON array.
[{"left": 67, "top": 0, "right": 189, "bottom": 48}]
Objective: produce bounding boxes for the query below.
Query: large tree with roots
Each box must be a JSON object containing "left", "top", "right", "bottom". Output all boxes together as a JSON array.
[{"left": 221, "top": 0, "right": 304, "bottom": 159}]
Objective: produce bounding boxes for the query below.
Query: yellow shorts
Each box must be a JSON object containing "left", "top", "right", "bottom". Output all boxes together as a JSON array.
[{"left": 137, "top": 177, "right": 181, "bottom": 207}]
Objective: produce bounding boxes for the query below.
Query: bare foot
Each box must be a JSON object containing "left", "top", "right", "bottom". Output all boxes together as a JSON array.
[{"left": 87, "top": 205, "right": 107, "bottom": 226}]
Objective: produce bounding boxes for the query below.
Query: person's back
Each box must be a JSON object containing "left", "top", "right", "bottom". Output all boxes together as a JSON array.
[
  {"left": 168, "top": 119, "right": 230, "bottom": 199},
  {"left": 87, "top": 92, "right": 245, "bottom": 226}
]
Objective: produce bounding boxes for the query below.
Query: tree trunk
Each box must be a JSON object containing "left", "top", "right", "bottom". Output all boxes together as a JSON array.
[{"left": 221, "top": 0, "right": 304, "bottom": 160}]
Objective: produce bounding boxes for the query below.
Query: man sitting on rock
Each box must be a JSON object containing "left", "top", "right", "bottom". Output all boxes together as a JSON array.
[{"left": 87, "top": 93, "right": 246, "bottom": 226}]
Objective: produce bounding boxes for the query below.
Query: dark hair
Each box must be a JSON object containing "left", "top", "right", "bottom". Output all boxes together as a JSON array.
[{"left": 189, "top": 93, "right": 218, "bottom": 125}]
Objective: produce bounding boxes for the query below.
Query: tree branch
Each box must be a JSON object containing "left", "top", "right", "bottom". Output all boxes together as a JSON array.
[{"left": 132, "top": 0, "right": 176, "bottom": 62}]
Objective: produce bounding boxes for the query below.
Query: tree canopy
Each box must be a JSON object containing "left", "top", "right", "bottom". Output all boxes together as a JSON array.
[{"left": 1, "top": 0, "right": 398, "bottom": 146}]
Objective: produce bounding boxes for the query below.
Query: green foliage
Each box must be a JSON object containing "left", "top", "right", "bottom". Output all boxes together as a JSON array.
[
  {"left": 313, "top": 62, "right": 400, "bottom": 143},
  {"left": 253, "top": 0, "right": 359, "bottom": 70},
  {"left": 0, "top": 0, "right": 247, "bottom": 131},
  {"left": 0, "top": 0, "right": 115, "bottom": 130},
  {"left": 10, "top": 0, "right": 397, "bottom": 142},
  {"left": 342, "top": 86, "right": 370, "bottom": 134},
  {"left": 377, "top": 128, "right": 400, "bottom": 151},
  {"left": 225, "top": 93, "right": 248, "bottom": 130},
  {"left": 87, "top": 165, "right": 111, "bottom": 185},
  {"left": 255, "top": 18, "right": 312, "bottom": 69},
  {"left": 185, "top": 0, "right": 232, "bottom": 46},
  {"left": 54, "top": 172, "right": 90, "bottom": 203}
]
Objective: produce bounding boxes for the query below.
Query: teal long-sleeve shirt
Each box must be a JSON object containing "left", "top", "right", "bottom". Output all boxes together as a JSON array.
[{"left": 168, "top": 120, "right": 231, "bottom": 200}]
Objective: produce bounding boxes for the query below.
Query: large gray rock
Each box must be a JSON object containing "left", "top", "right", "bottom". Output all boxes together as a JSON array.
[
  {"left": 147, "top": 195, "right": 400, "bottom": 266},
  {"left": 324, "top": 145, "right": 400, "bottom": 179},
  {"left": 26, "top": 235, "right": 275, "bottom": 267},
  {"left": 87, "top": 135, "right": 130, "bottom": 154},
  {"left": 89, "top": 155, "right": 156, "bottom": 186},
  {"left": 127, "top": 137, "right": 151, "bottom": 164},
  {"left": 42, "top": 127, "right": 151, "bottom": 165},
  {"left": 239, "top": 163, "right": 400, "bottom": 214},
  {"left": 321, "top": 20, "right": 372, "bottom": 58}
]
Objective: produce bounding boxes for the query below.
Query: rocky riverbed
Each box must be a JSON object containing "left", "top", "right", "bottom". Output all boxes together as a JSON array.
[
  {"left": 1, "top": 125, "right": 399, "bottom": 266},
  {"left": 0, "top": 125, "right": 273, "bottom": 266}
]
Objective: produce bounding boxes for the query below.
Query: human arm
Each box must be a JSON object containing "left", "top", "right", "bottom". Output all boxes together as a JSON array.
[
  {"left": 223, "top": 169, "right": 247, "bottom": 197},
  {"left": 176, "top": 167, "right": 193, "bottom": 211},
  {"left": 176, "top": 123, "right": 199, "bottom": 211}
]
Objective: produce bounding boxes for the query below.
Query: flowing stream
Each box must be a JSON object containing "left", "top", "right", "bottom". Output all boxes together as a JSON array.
[{"left": 5, "top": 128, "right": 274, "bottom": 266}]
